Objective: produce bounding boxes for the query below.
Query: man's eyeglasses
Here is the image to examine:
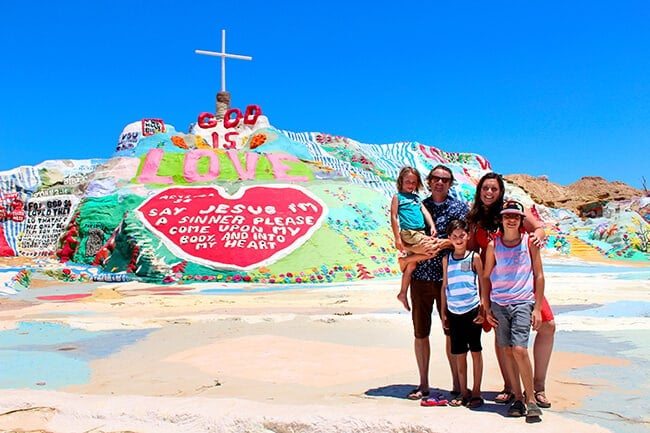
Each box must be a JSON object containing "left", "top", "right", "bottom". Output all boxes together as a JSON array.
[{"left": 430, "top": 176, "right": 452, "bottom": 184}]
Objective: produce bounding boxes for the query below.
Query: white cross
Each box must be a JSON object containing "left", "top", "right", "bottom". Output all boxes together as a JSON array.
[{"left": 195, "top": 29, "right": 252, "bottom": 92}]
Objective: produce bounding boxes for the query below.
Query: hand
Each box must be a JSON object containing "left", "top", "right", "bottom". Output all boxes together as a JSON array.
[
  {"left": 530, "top": 232, "right": 545, "bottom": 248},
  {"left": 531, "top": 308, "right": 542, "bottom": 331},
  {"left": 486, "top": 309, "right": 498, "bottom": 328},
  {"left": 427, "top": 238, "right": 443, "bottom": 258},
  {"left": 441, "top": 315, "right": 449, "bottom": 331},
  {"left": 395, "top": 239, "right": 404, "bottom": 251},
  {"left": 473, "top": 313, "right": 484, "bottom": 324},
  {"left": 420, "top": 238, "right": 436, "bottom": 256}
]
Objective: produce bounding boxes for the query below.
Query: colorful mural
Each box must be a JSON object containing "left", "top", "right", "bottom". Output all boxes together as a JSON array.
[{"left": 0, "top": 104, "right": 647, "bottom": 285}]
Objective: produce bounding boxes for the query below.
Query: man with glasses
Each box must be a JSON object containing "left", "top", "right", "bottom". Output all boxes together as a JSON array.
[{"left": 407, "top": 164, "right": 469, "bottom": 401}]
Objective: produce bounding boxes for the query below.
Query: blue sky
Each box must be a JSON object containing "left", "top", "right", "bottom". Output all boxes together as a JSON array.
[{"left": 1, "top": 1, "right": 649, "bottom": 189}]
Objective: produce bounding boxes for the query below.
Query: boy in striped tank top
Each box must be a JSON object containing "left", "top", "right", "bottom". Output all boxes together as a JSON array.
[
  {"left": 483, "top": 200, "right": 545, "bottom": 420},
  {"left": 441, "top": 219, "right": 486, "bottom": 408}
]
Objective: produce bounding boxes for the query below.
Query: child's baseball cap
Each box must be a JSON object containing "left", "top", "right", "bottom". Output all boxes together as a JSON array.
[{"left": 501, "top": 200, "right": 525, "bottom": 216}]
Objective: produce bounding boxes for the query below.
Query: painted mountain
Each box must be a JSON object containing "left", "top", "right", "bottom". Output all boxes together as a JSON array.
[{"left": 1, "top": 103, "right": 648, "bottom": 287}]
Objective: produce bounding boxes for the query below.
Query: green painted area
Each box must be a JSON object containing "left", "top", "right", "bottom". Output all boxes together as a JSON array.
[
  {"left": 72, "top": 195, "right": 145, "bottom": 264},
  {"left": 69, "top": 182, "right": 398, "bottom": 284}
]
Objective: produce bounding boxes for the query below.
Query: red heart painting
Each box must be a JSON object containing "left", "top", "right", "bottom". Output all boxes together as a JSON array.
[{"left": 136, "top": 185, "right": 327, "bottom": 270}]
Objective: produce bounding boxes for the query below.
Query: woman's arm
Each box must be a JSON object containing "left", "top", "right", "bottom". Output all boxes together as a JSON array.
[
  {"left": 529, "top": 239, "right": 545, "bottom": 331},
  {"left": 472, "top": 253, "right": 485, "bottom": 323},
  {"left": 523, "top": 207, "right": 546, "bottom": 247},
  {"left": 482, "top": 241, "right": 498, "bottom": 327}
]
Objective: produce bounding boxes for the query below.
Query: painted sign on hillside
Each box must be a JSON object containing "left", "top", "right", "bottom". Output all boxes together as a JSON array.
[{"left": 136, "top": 185, "right": 327, "bottom": 270}]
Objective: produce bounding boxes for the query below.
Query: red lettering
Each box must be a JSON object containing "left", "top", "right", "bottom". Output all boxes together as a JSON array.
[
  {"left": 196, "top": 105, "right": 263, "bottom": 131},
  {"left": 197, "top": 112, "right": 217, "bottom": 129},
  {"left": 244, "top": 105, "right": 262, "bottom": 125},
  {"left": 223, "top": 108, "right": 242, "bottom": 129},
  {"left": 224, "top": 131, "right": 238, "bottom": 149},
  {"left": 210, "top": 131, "right": 239, "bottom": 149}
]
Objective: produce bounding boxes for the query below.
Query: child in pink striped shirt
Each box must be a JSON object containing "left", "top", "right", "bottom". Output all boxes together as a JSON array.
[{"left": 482, "top": 200, "right": 545, "bottom": 421}]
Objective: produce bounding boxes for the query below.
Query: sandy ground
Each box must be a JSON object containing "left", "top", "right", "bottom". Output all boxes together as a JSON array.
[{"left": 0, "top": 261, "right": 649, "bottom": 433}]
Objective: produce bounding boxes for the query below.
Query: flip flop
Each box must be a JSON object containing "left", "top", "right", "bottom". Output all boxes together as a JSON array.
[
  {"left": 494, "top": 390, "right": 514, "bottom": 404},
  {"left": 534, "top": 391, "right": 551, "bottom": 408},
  {"left": 420, "top": 396, "right": 449, "bottom": 407},
  {"left": 407, "top": 388, "right": 430, "bottom": 400},
  {"left": 526, "top": 401, "right": 543, "bottom": 418},
  {"left": 448, "top": 395, "right": 468, "bottom": 407},
  {"left": 467, "top": 396, "right": 484, "bottom": 408}
]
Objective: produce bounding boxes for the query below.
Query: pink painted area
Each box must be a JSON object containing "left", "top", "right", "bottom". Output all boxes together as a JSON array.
[
  {"left": 137, "top": 148, "right": 174, "bottom": 184},
  {"left": 183, "top": 149, "right": 220, "bottom": 183},
  {"left": 226, "top": 150, "right": 259, "bottom": 180},
  {"left": 37, "top": 293, "right": 92, "bottom": 301}
]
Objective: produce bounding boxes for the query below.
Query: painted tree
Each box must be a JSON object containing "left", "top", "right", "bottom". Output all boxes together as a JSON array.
[{"left": 356, "top": 263, "right": 374, "bottom": 280}]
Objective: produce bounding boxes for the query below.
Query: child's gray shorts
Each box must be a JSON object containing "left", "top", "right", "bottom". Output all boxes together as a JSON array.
[{"left": 491, "top": 302, "right": 534, "bottom": 348}]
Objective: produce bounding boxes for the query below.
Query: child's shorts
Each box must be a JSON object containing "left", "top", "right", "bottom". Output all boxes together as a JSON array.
[
  {"left": 491, "top": 302, "right": 534, "bottom": 348},
  {"left": 483, "top": 295, "right": 554, "bottom": 333},
  {"left": 448, "top": 306, "right": 483, "bottom": 355},
  {"left": 400, "top": 228, "right": 427, "bottom": 246}
]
